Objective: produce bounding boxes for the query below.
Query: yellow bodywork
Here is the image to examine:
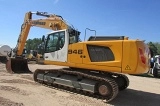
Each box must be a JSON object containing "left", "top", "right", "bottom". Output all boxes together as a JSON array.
[
  {"left": 27, "top": 50, "right": 42, "bottom": 61},
  {"left": 44, "top": 39, "right": 150, "bottom": 75}
]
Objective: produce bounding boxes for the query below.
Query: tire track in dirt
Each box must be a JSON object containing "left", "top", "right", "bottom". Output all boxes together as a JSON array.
[
  {"left": 0, "top": 85, "right": 29, "bottom": 96},
  {"left": 20, "top": 74, "right": 33, "bottom": 81},
  {"left": 0, "top": 79, "right": 38, "bottom": 85},
  {"left": 68, "top": 94, "right": 108, "bottom": 106},
  {"left": 0, "top": 96, "right": 24, "bottom": 106},
  {"left": 0, "top": 63, "right": 6, "bottom": 72},
  {"left": 55, "top": 94, "right": 108, "bottom": 106}
]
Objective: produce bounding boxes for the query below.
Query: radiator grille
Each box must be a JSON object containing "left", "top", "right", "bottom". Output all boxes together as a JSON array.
[{"left": 87, "top": 45, "right": 114, "bottom": 62}]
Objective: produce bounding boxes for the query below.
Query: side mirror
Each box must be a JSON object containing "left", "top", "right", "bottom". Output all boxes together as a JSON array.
[{"left": 42, "top": 35, "right": 45, "bottom": 42}]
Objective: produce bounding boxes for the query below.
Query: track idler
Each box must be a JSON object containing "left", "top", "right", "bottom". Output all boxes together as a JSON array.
[{"left": 6, "top": 58, "right": 32, "bottom": 73}]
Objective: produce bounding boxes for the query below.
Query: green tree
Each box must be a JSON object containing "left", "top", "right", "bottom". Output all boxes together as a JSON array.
[
  {"left": 154, "top": 42, "right": 160, "bottom": 55},
  {"left": 147, "top": 42, "right": 158, "bottom": 56},
  {"left": 25, "top": 38, "right": 43, "bottom": 53}
]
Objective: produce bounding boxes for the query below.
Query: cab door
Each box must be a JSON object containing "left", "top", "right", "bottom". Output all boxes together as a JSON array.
[{"left": 44, "top": 30, "right": 68, "bottom": 62}]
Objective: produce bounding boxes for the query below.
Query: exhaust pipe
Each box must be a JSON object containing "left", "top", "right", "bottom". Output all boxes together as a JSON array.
[{"left": 6, "top": 58, "right": 32, "bottom": 73}]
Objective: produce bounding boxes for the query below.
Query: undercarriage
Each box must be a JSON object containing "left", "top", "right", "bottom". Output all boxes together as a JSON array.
[{"left": 33, "top": 68, "right": 129, "bottom": 102}]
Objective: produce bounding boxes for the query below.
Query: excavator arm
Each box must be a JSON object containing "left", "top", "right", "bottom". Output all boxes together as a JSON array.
[{"left": 15, "top": 11, "right": 70, "bottom": 56}]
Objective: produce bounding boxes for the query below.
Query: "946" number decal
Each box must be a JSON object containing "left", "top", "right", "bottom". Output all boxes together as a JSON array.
[{"left": 68, "top": 49, "right": 83, "bottom": 54}]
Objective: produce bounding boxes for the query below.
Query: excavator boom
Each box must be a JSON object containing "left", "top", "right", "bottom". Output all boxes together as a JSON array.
[{"left": 15, "top": 11, "right": 69, "bottom": 56}]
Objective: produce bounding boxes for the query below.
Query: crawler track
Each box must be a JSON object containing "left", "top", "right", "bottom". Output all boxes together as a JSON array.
[
  {"left": 33, "top": 68, "right": 127, "bottom": 102},
  {"left": 109, "top": 73, "right": 129, "bottom": 91}
]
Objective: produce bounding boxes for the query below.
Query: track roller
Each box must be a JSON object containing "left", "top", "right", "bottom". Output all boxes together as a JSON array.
[
  {"left": 98, "top": 82, "right": 112, "bottom": 96},
  {"left": 110, "top": 74, "right": 129, "bottom": 91},
  {"left": 97, "top": 79, "right": 118, "bottom": 102}
]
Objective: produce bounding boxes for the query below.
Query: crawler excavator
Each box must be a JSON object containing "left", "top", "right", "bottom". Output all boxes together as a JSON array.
[{"left": 6, "top": 11, "right": 151, "bottom": 102}]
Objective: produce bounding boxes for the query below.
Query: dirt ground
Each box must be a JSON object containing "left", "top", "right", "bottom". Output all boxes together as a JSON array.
[{"left": 0, "top": 63, "right": 160, "bottom": 106}]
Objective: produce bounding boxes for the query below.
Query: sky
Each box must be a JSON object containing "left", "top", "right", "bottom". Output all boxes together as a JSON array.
[{"left": 0, "top": 0, "right": 160, "bottom": 48}]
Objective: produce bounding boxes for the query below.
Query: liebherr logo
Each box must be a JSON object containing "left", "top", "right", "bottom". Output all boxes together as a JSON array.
[{"left": 32, "top": 21, "right": 46, "bottom": 25}]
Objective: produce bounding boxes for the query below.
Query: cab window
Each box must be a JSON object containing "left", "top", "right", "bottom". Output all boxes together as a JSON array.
[
  {"left": 45, "top": 31, "right": 65, "bottom": 53},
  {"left": 69, "top": 30, "right": 80, "bottom": 44}
]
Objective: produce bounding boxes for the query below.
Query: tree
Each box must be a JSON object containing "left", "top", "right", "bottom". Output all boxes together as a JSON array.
[
  {"left": 154, "top": 42, "right": 160, "bottom": 55},
  {"left": 25, "top": 38, "right": 43, "bottom": 53},
  {"left": 147, "top": 42, "right": 158, "bottom": 56}
]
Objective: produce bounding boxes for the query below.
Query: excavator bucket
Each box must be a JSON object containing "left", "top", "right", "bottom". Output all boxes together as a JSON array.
[{"left": 6, "top": 58, "right": 32, "bottom": 73}]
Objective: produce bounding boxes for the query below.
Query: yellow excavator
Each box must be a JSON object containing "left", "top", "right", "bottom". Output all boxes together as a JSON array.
[
  {"left": 6, "top": 11, "right": 151, "bottom": 102},
  {"left": 27, "top": 50, "right": 43, "bottom": 62}
]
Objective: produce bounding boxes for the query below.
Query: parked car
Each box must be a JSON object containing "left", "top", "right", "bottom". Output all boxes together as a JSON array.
[{"left": 150, "top": 55, "right": 160, "bottom": 77}]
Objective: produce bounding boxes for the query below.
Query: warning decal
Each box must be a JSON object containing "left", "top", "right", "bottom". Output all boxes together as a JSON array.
[{"left": 125, "top": 65, "right": 131, "bottom": 70}]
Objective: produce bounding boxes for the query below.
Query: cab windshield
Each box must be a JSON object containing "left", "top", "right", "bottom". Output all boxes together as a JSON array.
[{"left": 45, "top": 31, "right": 65, "bottom": 53}]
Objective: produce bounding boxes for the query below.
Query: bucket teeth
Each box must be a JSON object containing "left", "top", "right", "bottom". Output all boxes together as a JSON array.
[{"left": 6, "top": 58, "right": 32, "bottom": 73}]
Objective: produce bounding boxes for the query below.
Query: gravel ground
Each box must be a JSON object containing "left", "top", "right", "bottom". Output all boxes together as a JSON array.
[{"left": 0, "top": 62, "right": 160, "bottom": 106}]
